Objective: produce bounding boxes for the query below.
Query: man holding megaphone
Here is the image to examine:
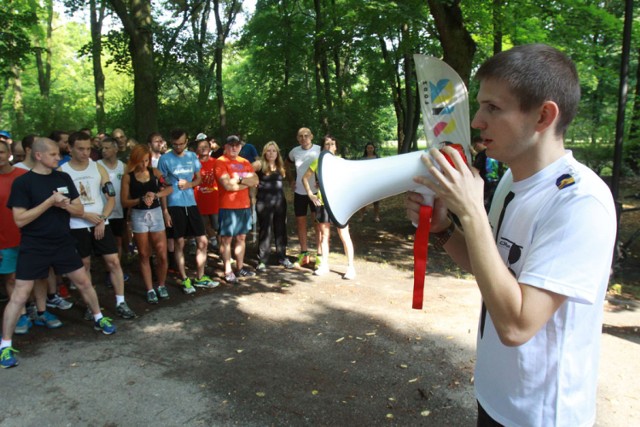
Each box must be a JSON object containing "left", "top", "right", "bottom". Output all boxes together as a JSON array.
[{"left": 407, "top": 45, "right": 615, "bottom": 427}]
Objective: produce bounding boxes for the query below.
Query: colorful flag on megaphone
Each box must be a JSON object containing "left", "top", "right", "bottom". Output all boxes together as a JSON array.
[{"left": 414, "top": 55, "right": 471, "bottom": 164}]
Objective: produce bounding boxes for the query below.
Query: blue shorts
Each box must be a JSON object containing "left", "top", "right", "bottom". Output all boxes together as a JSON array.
[
  {"left": 131, "top": 207, "right": 166, "bottom": 233},
  {"left": 0, "top": 247, "right": 19, "bottom": 275},
  {"left": 219, "top": 208, "right": 252, "bottom": 237}
]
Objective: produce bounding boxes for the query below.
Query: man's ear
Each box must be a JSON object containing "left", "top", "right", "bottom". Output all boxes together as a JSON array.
[{"left": 535, "top": 100, "right": 560, "bottom": 133}]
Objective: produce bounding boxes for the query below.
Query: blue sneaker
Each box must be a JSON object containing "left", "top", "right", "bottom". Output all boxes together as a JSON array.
[
  {"left": 34, "top": 311, "right": 63, "bottom": 329},
  {"left": 15, "top": 314, "right": 32, "bottom": 335},
  {"left": 0, "top": 347, "right": 18, "bottom": 369},
  {"left": 94, "top": 317, "right": 116, "bottom": 335}
]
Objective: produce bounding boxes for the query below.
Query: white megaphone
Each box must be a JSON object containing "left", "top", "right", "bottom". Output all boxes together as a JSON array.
[{"left": 317, "top": 150, "right": 435, "bottom": 228}]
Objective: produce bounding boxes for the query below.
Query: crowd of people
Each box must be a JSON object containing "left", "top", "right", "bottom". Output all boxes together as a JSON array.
[{"left": 0, "top": 126, "right": 374, "bottom": 369}]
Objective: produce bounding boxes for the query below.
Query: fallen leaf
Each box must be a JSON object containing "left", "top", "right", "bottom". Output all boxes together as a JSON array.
[
  {"left": 421, "top": 410, "right": 431, "bottom": 417},
  {"left": 336, "top": 337, "right": 345, "bottom": 343},
  {"left": 312, "top": 390, "right": 319, "bottom": 395},
  {"left": 236, "top": 349, "right": 244, "bottom": 353},
  {"left": 256, "top": 392, "right": 266, "bottom": 397},
  {"left": 408, "top": 378, "right": 418, "bottom": 383},
  {"left": 225, "top": 357, "right": 234, "bottom": 362},
  {"left": 366, "top": 332, "right": 376, "bottom": 336},
  {"left": 386, "top": 414, "right": 394, "bottom": 419},
  {"left": 399, "top": 364, "right": 408, "bottom": 369}
]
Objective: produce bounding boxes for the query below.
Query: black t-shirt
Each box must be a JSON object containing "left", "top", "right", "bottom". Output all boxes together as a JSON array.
[
  {"left": 256, "top": 170, "right": 285, "bottom": 205},
  {"left": 7, "top": 170, "right": 80, "bottom": 250},
  {"left": 128, "top": 168, "right": 162, "bottom": 210}
]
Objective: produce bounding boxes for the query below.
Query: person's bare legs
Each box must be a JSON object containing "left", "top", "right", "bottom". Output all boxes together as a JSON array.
[
  {"left": 66, "top": 267, "right": 101, "bottom": 315},
  {"left": 195, "top": 235, "right": 208, "bottom": 278},
  {"left": 296, "top": 216, "right": 308, "bottom": 253},
  {"left": 103, "top": 253, "right": 125, "bottom": 300},
  {"left": 150, "top": 231, "right": 168, "bottom": 286},
  {"left": 220, "top": 235, "right": 233, "bottom": 274},
  {"left": 233, "top": 235, "right": 247, "bottom": 270},
  {"left": 135, "top": 232, "right": 153, "bottom": 291},
  {"left": 2, "top": 280, "right": 36, "bottom": 341},
  {"left": 174, "top": 237, "right": 187, "bottom": 279}
]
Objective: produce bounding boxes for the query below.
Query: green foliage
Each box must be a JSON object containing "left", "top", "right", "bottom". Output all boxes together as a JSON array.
[
  {"left": 0, "top": 0, "right": 38, "bottom": 80},
  {"left": 0, "top": 0, "right": 638, "bottom": 176}
]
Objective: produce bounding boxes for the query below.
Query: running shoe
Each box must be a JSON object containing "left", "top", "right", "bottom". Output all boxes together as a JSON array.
[
  {"left": 147, "top": 289, "right": 159, "bottom": 304},
  {"left": 279, "top": 258, "right": 294, "bottom": 269},
  {"left": 181, "top": 277, "right": 196, "bottom": 295},
  {"left": 256, "top": 262, "right": 267, "bottom": 273},
  {"left": 225, "top": 272, "right": 238, "bottom": 284},
  {"left": 343, "top": 266, "right": 357, "bottom": 280},
  {"left": 314, "top": 265, "right": 330, "bottom": 276},
  {"left": 156, "top": 286, "right": 169, "bottom": 300},
  {"left": 116, "top": 302, "right": 136, "bottom": 319},
  {"left": 0, "top": 347, "right": 18, "bottom": 369},
  {"left": 237, "top": 267, "right": 256, "bottom": 278},
  {"left": 46, "top": 294, "right": 74, "bottom": 310},
  {"left": 15, "top": 314, "right": 32, "bottom": 335},
  {"left": 295, "top": 251, "right": 310, "bottom": 267},
  {"left": 26, "top": 303, "right": 37, "bottom": 321},
  {"left": 94, "top": 317, "right": 116, "bottom": 335},
  {"left": 34, "top": 311, "right": 63, "bottom": 329},
  {"left": 194, "top": 275, "right": 220, "bottom": 289}
]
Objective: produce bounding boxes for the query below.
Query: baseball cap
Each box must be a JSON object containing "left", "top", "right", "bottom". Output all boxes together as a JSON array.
[
  {"left": 195, "top": 133, "right": 207, "bottom": 142},
  {"left": 0, "top": 130, "right": 11, "bottom": 139},
  {"left": 226, "top": 135, "right": 241, "bottom": 145}
]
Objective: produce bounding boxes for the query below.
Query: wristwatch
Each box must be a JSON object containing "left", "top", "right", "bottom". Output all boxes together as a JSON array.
[{"left": 432, "top": 220, "right": 455, "bottom": 249}]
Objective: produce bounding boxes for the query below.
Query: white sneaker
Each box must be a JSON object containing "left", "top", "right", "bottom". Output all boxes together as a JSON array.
[
  {"left": 343, "top": 266, "right": 356, "bottom": 280},
  {"left": 314, "top": 265, "right": 329, "bottom": 276}
]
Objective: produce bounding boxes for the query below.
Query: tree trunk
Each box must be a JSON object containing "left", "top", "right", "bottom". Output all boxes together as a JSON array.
[
  {"left": 313, "top": 0, "right": 330, "bottom": 133},
  {"left": 35, "top": 0, "right": 53, "bottom": 98},
  {"left": 11, "top": 65, "right": 24, "bottom": 132},
  {"left": 212, "top": 0, "right": 240, "bottom": 139},
  {"left": 492, "top": 0, "right": 503, "bottom": 55},
  {"left": 108, "top": 0, "right": 158, "bottom": 140},
  {"left": 427, "top": 0, "right": 476, "bottom": 86},
  {"left": 90, "top": 0, "right": 106, "bottom": 133},
  {"left": 625, "top": 47, "right": 640, "bottom": 174}
]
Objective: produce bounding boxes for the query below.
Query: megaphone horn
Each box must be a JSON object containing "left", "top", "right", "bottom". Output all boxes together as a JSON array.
[{"left": 317, "top": 150, "right": 435, "bottom": 228}]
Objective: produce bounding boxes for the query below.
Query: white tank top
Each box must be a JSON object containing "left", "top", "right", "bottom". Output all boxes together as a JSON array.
[
  {"left": 97, "top": 159, "right": 125, "bottom": 219},
  {"left": 60, "top": 160, "right": 108, "bottom": 229}
]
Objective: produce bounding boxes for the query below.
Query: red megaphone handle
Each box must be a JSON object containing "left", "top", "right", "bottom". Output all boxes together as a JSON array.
[{"left": 413, "top": 204, "right": 432, "bottom": 309}]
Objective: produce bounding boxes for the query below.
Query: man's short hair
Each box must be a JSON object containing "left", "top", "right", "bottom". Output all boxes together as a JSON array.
[
  {"left": 68, "top": 131, "right": 91, "bottom": 147},
  {"left": 170, "top": 129, "right": 187, "bottom": 142},
  {"left": 475, "top": 44, "right": 580, "bottom": 136},
  {"left": 101, "top": 136, "right": 118, "bottom": 148},
  {"left": 31, "top": 137, "right": 56, "bottom": 161},
  {"left": 49, "top": 130, "right": 69, "bottom": 143},
  {"left": 147, "top": 132, "right": 163, "bottom": 144},
  {"left": 21, "top": 134, "right": 36, "bottom": 151}
]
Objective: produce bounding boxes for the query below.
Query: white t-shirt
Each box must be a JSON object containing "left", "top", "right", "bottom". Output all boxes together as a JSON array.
[
  {"left": 60, "top": 160, "right": 109, "bottom": 229},
  {"left": 288, "top": 144, "right": 321, "bottom": 195},
  {"left": 475, "top": 152, "right": 616, "bottom": 427},
  {"left": 97, "top": 159, "right": 125, "bottom": 219},
  {"left": 13, "top": 162, "right": 30, "bottom": 170}
]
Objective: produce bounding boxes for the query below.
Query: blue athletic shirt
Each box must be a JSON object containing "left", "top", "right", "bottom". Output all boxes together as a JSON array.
[{"left": 157, "top": 150, "right": 201, "bottom": 207}]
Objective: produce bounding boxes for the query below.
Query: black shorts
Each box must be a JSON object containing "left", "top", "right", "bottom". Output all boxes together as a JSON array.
[
  {"left": 294, "top": 193, "right": 317, "bottom": 217},
  {"left": 71, "top": 225, "right": 118, "bottom": 258},
  {"left": 16, "top": 241, "right": 84, "bottom": 280},
  {"left": 108, "top": 218, "right": 125, "bottom": 237},
  {"left": 167, "top": 205, "right": 206, "bottom": 238},
  {"left": 315, "top": 205, "right": 331, "bottom": 224}
]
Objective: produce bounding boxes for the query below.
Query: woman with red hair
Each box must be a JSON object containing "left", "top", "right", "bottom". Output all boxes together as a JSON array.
[{"left": 121, "top": 144, "right": 173, "bottom": 304}]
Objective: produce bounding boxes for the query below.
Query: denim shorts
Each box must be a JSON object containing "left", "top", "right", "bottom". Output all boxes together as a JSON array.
[
  {"left": 218, "top": 208, "right": 252, "bottom": 237},
  {"left": 131, "top": 207, "right": 166, "bottom": 233},
  {"left": 0, "top": 247, "right": 19, "bottom": 274}
]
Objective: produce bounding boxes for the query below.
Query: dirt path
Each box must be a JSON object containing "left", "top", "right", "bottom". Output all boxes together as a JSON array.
[{"left": 1, "top": 252, "right": 638, "bottom": 426}]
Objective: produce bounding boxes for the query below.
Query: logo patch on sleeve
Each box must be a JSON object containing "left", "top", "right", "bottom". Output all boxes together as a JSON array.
[{"left": 556, "top": 174, "right": 575, "bottom": 190}]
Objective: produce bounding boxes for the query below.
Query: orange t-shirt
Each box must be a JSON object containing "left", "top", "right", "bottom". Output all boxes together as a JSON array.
[{"left": 214, "top": 154, "right": 253, "bottom": 210}]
